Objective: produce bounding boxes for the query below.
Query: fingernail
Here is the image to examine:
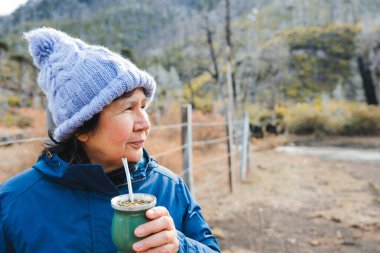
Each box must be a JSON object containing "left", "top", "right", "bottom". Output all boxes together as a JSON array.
[
  {"left": 147, "top": 209, "right": 154, "bottom": 216},
  {"left": 133, "top": 242, "right": 142, "bottom": 251},
  {"left": 135, "top": 227, "right": 144, "bottom": 236}
]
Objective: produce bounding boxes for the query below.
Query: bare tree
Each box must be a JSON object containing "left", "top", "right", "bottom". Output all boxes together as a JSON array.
[
  {"left": 9, "top": 54, "right": 33, "bottom": 106},
  {"left": 225, "top": 0, "right": 237, "bottom": 109},
  {"left": 203, "top": 15, "right": 223, "bottom": 100},
  {"left": 357, "top": 56, "right": 378, "bottom": 104},
  {"left": 0, "top": 40, "right": 8, "bottom": 66}
]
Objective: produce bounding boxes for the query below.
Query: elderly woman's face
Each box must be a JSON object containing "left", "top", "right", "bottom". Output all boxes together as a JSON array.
[{"left": 77, "top": 88, "right": 151, "bottom": 172}]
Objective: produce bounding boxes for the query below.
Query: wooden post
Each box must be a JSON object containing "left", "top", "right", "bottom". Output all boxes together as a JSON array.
[
  {"left": 240, "top": 112, "right": 249, "bottom": 180},
  {"left": 226, "top": 108, "right": 235, "bottom": 193},
  {"left": 1, "top": 99, "right": 8, "bottom": 128},
  {"left": 247, "top": 128, "right": 252, "bottom": 175},
  {"left": 225, "top": 39, "right": 235, "bottom": 192},
  {"left": 181, "top": 104, "right": 194, "bottom": 194}
]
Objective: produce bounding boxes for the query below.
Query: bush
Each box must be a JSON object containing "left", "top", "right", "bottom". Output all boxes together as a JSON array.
[
  {"left": 16, "top": 116, "right": 33, "bottom": 128},
  {"left": 284, "top": 101, "right": 380, "bottom": 136},
  {"left": 341, "top": 106, "right": 380, "bottom": 135},
  {"left": 1, "top": 111, "right": 33, "bottom": 129},
  {"left": 4, "top": 114, "right": 14, "bottom": 127},
  {"left": 284, "top": 104, "right": 327, "bottom": 134},
  {"left": 23, "top": 98, "right": 33, "bottom": 107},
  {"left": 248, "top": 104, "right": 285, "bottom": 125},
  {"left": 7, "top": 96, "right": 21, "bottom": 107}
]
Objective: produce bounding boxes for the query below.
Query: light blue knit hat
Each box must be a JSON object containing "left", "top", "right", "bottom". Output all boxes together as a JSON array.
[{"left": 24, "top": 27, "right": 156, "bottom": 141}]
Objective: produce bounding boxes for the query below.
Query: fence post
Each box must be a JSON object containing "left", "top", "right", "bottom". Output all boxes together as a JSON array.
[
  {"left": 2, "top": 99, "right": 8, "bottom": 127},
  {"left": 240, "top": 112, "right": 249, "bottom": 180},
  {"left": 181, "top": 104, "right": 194, "bottom": 194},
  {"left": 247, "top": 137, "right": 251, "bottom": 173},
  {"left": 226, "top": 109, "right": 235, "bottom": 193}
]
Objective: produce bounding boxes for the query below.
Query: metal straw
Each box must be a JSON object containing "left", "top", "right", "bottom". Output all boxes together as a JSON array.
[{"left": 121, "top": 158, "right": 134, "bottom": 202}]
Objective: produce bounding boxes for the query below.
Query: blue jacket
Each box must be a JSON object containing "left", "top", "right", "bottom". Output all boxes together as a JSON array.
[{"left": 0, "top": 149, "right": 220, "bottom": 253}]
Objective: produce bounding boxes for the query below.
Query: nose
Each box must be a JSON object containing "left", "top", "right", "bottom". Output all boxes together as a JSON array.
[{"left": 134, "top": 109, "right": 151, "bottom": 132}]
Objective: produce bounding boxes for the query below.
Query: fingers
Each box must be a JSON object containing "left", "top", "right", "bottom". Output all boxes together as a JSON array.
[
  {"left": 136, "top": 243, "right": 178, "bottom": 253},
  {"left": 133, "top": 206, "right": 179, "bottom": 252},
  {"left": 146, "top": 206, "right": 170, "bottom": 220},
  {"left": 135, "top": 215, "right": 174, "bottom": 238},
  {"left": 133, "top": 230, "right": 178, "bottom": 252}
]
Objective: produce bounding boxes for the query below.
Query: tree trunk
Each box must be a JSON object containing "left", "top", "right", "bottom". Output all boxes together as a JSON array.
[
  {"left": 205, "top": 21, "right": 223, "bottom": 99},
  {"left": 225, "top": 0, "right": 237, "bottom": 109},
  {"left": 357, "top": 56, "right": 378, "bottom": 105}
]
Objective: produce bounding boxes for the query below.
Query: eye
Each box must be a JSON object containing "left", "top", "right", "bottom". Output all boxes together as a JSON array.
[
  {"left": 125, "top": 106, "right": 133, "bottom": 111},
  {"left": 142, "top": 103, "right": 149, "bottom": 110}
]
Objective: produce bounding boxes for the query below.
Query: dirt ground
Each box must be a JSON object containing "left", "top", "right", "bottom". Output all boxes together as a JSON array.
[{"left": 197, "top": 138, "right": 380, "bottom": 253}]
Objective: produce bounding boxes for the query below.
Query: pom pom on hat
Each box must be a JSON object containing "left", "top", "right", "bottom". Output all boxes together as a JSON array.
[
  {"left": 24, "top": 27, "right": 156, "bottom": 141},
  {"left": 24, "top": 27, "right": 65, "bottom": 68}
]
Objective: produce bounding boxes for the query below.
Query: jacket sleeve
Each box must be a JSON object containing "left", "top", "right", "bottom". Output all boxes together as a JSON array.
[
  {"left": 177, "top": 179, "right": 221, "bottom": 253},
  {"left": 0, "top": 199, "right": 14, "bottom": 253}
]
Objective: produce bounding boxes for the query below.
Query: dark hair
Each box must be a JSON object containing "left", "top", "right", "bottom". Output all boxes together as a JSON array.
[
  {"left": 41, "top": 89, "right": 138, "bottom": 164},
  {"left": 42, "top": 113, "right": 100, "bottom": 164}
]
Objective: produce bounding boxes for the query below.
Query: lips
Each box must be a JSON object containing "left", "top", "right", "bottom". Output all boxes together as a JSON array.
[{"left": 129, "top": 140, "right": 144, "bottom": 149}]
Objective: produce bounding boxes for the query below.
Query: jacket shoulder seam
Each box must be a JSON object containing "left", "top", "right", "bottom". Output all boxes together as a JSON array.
[
  {"left": 151, "top": 166, "right": 180, "bottom": 184},
  {"left": 1, "top": 170, "right": 44, "bottom": 208}
]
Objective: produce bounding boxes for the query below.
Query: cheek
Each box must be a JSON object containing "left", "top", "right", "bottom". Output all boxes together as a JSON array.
[{"left": 106, "top": 118, "right": 133, "bottom": 142}]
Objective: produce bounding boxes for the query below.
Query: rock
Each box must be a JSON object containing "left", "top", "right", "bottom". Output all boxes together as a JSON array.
[
  {"left": 309, "top": 239, "right": 321, "bottom": 246},
  {"left": 342, "top": 240, "right": 356, "bottom": 246},
  {"left": 212, "top": 227, "right": 227, "bottom": 239},
  {"left": 331, "top": 217, "right": 341, "bottom": 223},
  {"left": 336, "top": 230, "right": 342, "bottom": 239}
]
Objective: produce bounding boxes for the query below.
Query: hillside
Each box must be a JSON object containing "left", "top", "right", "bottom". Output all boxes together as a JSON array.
[{"left": 1, "top": 0, "right": 380, "bottom": 115}]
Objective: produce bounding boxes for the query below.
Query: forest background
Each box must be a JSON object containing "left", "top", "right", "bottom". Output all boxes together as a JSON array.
[{"left": 0, "top": 0, "right": 380, "bottom": 136}]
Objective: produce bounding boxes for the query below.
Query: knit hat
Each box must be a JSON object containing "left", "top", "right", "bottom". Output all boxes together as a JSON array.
[{"left": 24, "top": 27, "right": 156, "bottom": 141}]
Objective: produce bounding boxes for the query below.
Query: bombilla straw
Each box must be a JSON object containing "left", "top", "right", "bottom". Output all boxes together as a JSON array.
[{"left": 121, "top": 157, "right": 134, "bottom": 202}]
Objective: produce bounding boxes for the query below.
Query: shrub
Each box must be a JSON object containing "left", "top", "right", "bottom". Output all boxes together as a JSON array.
[
  {"left": 341, "top": 106, "right": 380, "bottom": 135},
  {"left": 23, "top": 98, "right": 33, "bottom": 107},
  {"left": 7, "top": 96, "right": 20, "bottom": 107},
  {"left": 284, "top": 101, "right": 380, "bottom": 136},
  {"left": 16, "top": 116, "right": 33, "bottom": 128},
  {"left": 4, "top": 114, "right": 14, "bottom": 127},
  {"left": 284, "top": 104, "right": 325, "bottom": 134}
]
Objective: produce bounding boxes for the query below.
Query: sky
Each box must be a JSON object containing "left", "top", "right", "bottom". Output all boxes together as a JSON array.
[{"left": 0, "top": 0, "right": 28, "bottom": 16}]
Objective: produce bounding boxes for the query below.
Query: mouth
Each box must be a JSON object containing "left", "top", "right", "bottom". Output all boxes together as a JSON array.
[{"left": 129, "top": 140, "right": 145, "bottom": 149}]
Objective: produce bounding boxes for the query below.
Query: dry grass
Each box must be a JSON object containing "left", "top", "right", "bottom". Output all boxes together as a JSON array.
[
  {"left": 0, "top": 108, "right": 46, "bottom": 182},
  {"left": 0, "top": 142, "right": 43, "bottom": 182}
]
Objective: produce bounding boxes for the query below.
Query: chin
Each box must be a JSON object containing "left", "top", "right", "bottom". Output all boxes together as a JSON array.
[{"left": 126, "top": 149, "right": 143, "bottom": 163}]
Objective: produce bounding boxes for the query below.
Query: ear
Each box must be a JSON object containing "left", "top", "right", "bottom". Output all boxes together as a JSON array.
[{"left": 76, "top": 133, "right": 89, "bottom": 142}]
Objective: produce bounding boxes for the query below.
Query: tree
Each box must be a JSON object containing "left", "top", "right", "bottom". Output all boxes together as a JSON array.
[
  {"left": 0, "top": 40, "right": 8, "bottom": 66},
  {"left": 357, "top": 56, "right": 378, "bottom": 105},
  {"left": 225, "top": 0, "right": 237, "bottom": 110},
  {"left": 357, "top": 29, "right": 380, "bottom": 105},
  {"left": 9, "top": 54, "right": 34, "bottom": 107},
  {"left": 203, "top": 14, "right": 223, "bottom": 99}
]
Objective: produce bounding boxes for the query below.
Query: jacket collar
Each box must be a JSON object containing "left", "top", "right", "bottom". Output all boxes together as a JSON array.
[
  {"left": 118, "top": 149, "right": 159, "bottom": 185},
  {"left": 32, "top": 148, "right": 158, "bottom": 196}
]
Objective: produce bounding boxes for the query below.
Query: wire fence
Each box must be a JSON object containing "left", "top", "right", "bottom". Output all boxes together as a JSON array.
[
  {"left": 0, "top": 105, "right": 251, "bottom": 197},
  {"left": 0, "top": 136, "right": 48, "bottom": 146}
]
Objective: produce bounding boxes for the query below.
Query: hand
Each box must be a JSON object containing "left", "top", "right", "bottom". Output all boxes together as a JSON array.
[{"left": 133, "top": 206, "right": 179, "bottom": 253}]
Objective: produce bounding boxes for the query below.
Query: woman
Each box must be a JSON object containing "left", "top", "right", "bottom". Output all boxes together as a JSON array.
[{"left": 0, "top": 27, "right": 221, "bottom": 253}]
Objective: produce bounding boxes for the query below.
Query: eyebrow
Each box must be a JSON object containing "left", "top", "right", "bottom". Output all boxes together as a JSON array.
[
  {"left": 115, "top": 90, "right": 148, "bottom": 101},
  {"left": 117, "top": 97, "right": 149, "bottom": 108}
]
